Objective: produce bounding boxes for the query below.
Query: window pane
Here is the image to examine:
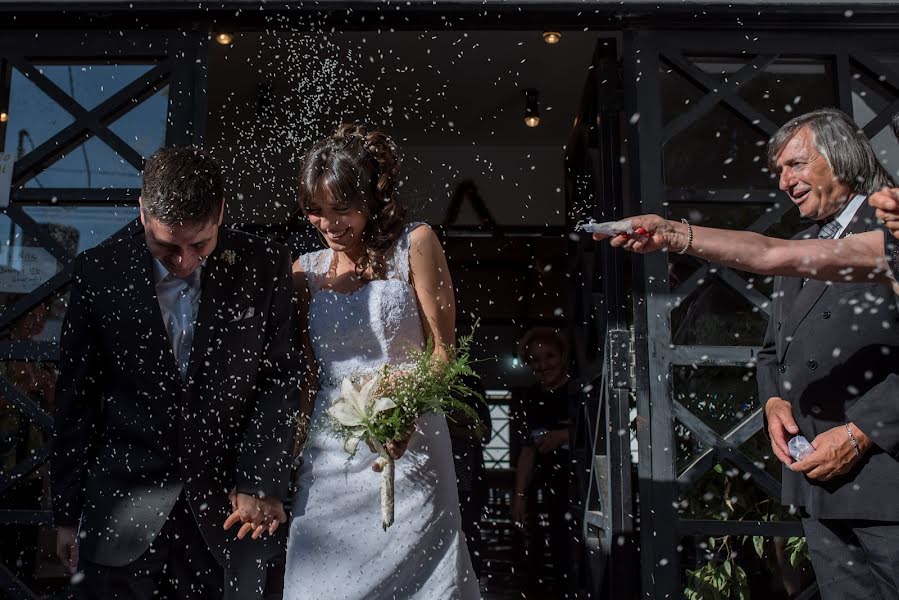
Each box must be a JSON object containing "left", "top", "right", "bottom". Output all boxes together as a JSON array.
[
  {"left": 33, "top": 64, "right": 155, "bottom": 111},
  {"left": 672, "top": 365, "right": 758, "bottom": 440},
  {"left": 107, "top": 85, "right": 169, "bottom": 160},
  {"left": 0, "top": 214, "right": 64, "bottom": 296},
  {"left": 664, "top": 102, "right": 772, "bottom": 189},
  {"left": 23, "top": 136, "right": 141, "bottom": 189},
  {"left": 22, "top": 205, "right": 139, "bottom": 253},
  {"left": 736, "top": 58, "right": 836, "bottom": 124},
  {"left": 671, "top": 278, "right": 769, "bottom": 346},
  {"left": 484, "top": 392, "right": 511, "bottom": 470},
  {"left": 6, "top": 63, "right": 166, "bottom": 189},
  {"left": 0, "top": 288, "right": 71, "bottom": 345},
  {"left": 659, "top": 61, "right": 706, "bottom": 127},
  {"left": 4, "top": 68, "right": 75, "bottom": 154}
]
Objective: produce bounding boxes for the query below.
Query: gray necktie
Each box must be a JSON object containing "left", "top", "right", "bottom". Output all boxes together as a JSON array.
[{"left": 802, "top": 220, "right": 841, "bottom": 286}]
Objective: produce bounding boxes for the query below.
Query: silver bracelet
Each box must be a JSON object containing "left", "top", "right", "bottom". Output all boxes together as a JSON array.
[
  {"left": 845, "top": 423, "right": 862, "bottom": 458},
  {"left": 677, "top": 218, "right": 693, "bottom": 255}
]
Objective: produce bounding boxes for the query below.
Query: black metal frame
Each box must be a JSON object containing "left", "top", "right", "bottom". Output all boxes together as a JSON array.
[
  {"left": 624, "top": 28, "right": 899, "bottom": 599},
  {"left": 1, "top": 7, "right": 898, "bottom": 600},
  {"left": 0, "top": 29, "right": 208, "bottom": 600},
  {"left": 566, "top": 35, "right": 640, "bottom": 600}
]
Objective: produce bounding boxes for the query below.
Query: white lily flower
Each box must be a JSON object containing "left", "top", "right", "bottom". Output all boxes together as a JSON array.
[{"left": 328, "top": 374, "right": 397, "bottom": 441}]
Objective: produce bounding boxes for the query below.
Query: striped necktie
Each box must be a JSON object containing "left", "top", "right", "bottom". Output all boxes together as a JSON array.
[
  {"left": 802, "top": 219, "right": 841, "bottom": 286},
  {"left": 818, "top": 219, "right": 841, "bottom": 240}
]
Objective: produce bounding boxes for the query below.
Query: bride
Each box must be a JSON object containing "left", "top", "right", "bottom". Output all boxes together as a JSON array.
[{"left": 283, "top": 123, "right": 480, "bottom": 599}]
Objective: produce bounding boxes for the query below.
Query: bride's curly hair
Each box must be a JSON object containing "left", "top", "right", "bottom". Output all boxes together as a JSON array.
[{"left": 298, "top": 123, "right": 406, "bottom": 280}]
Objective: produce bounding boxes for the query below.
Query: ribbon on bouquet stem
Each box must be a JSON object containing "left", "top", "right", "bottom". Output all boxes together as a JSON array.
[{"left": 374, "top": 450, "right": 395, "bottom": 530}]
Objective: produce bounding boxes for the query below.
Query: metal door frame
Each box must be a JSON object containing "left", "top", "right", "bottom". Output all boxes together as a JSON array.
[{"left": 0, "top": 28, "right": 208, "bottom": 600}]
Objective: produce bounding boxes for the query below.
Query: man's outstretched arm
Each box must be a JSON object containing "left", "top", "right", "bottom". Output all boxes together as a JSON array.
[{"left": 593, "top": 214, "right": 892, "bottom": 285}]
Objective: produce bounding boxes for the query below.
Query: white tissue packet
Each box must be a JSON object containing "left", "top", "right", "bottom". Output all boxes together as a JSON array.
[
  {"left": 788, "top": 435, "right": 814, "bottom": 461},
  {"left": 576, "top": 219, "right": 636, "bottom": 236}
]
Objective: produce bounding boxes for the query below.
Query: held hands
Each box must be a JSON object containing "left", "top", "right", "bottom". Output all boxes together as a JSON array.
[
  {"left": 591, "top": 214, "right": 688, "bottom": 254},
  {"left": 223, "top": 489, "right": 287, "bottom": 540},
  {"left": 870, "top": 186, "right": 899, "bottom": 241},
  {"left": 791, "top": 423, "right": 871, "bottom": 481},
  {"left": 55, "top": 525, "right": 79, "bottom": 574}
]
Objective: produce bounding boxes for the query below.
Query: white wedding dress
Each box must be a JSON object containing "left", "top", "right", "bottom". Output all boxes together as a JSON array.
[{"left": 284, "top": 223, "right": 480, "bottom": 600}]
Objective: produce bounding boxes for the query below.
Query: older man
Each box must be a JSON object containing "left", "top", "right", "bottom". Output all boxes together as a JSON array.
[{"left": 600, "top": 108, "right": 899, "bottom": 598}]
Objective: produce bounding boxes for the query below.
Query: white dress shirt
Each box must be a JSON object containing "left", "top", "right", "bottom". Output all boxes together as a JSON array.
[
  {"left": 831, "top": 193, "right": 867, "bottom": 239},
  {"left": 153, "top": 259, "right": 203, "bottom": 380}
]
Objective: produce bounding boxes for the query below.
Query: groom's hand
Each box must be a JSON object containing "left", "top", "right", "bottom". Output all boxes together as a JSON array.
[{"left": 224, "top": 490, "right": 287, "bottom": 540}]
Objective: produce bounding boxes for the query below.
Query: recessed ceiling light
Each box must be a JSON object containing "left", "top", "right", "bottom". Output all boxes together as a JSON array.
[
  {"left": 543, "top": 31, "right": 562, "bottom": 44},
  {"left": 215, "top": 32, "right": 234, "bottom": 46}
]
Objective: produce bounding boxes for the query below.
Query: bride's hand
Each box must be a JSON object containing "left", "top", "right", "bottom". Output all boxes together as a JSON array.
[{"left": 372, "top": 435, "right": 412, "bottom": 471}]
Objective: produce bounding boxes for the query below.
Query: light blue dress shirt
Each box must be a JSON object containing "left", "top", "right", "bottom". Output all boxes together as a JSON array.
[{"left": 152, "top": 259, "right": 203, "bottom": 380}]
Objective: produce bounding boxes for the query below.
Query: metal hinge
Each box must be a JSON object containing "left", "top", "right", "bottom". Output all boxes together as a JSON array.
[{"left": 608, "top": 327, "right": 636, "bottom": 391}]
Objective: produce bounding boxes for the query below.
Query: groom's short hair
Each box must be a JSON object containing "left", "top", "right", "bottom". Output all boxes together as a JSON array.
[{"left": 141, "top": 146, "right": 224, "bottom": 225}]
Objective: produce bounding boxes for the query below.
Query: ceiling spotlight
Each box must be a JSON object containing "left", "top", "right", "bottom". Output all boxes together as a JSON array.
[
  {"left": 215, "top": 32, "right": 234, "bottom": 46},
  {"left": 0, "top": 112, "right": 7, "bottom": 123},
  {"left": 523, "top": 88, "right": 541, "bottom": 128},
  {"left": 543, "top": 31, "right": 562, "bottom": 44}
]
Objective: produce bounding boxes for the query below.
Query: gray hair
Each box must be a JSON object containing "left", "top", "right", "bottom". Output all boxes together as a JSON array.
[
  {"left": 767, "top": 108, "right": 895, "bottom": 195},
  {"left": 891, "top": 111, "right": 899, "bottom": 143}
]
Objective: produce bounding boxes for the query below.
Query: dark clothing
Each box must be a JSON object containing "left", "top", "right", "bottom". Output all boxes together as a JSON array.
[
  {"left": 51, "top": 229, "right": 302, "bottom": 596},
  {"left": 802, "top": 518, "right": 899, "bottom": 600},
  {"left": 885, "top": 226, "right": 899, "bottom": 285},
  {"left": 450, "top": 376, "right": 492, "bottom": 578},
  {"left": 77, "top": 494, "right": 227, "bottom": 600},
  {"left": 515, "top": 379, "right": 580, "bottom": 590},
  {"left": 757, "top": 203, "right": 899, "bottom": 520},
  {"left": 517, "top": 380, "right": 577, "bottom": 487},
  {"left": 517, "top": 379, "right": 577, "bottom": 448}
]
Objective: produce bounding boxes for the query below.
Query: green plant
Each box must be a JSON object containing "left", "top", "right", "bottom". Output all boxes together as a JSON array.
[
  {"left": 784, "top": 536, "right": 809, "bottom": 569},
  {"left": 685, "top": 556, "right": 749, "bottom": 600},
  {"left": 682, "top": 462, "right": 811, "bottom": 599}
]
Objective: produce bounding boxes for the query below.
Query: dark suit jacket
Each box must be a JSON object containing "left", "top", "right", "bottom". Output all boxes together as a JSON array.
[
  {"left": 758, "top": 203, "right": 899, "bottom": 520},
  {"left": 51, "top": 228, "right": 302, "bottom": 568}
]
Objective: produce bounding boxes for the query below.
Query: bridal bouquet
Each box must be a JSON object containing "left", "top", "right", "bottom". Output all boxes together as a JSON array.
[{"left": 325, "top": 331, "right": 482, "bottom": 530}]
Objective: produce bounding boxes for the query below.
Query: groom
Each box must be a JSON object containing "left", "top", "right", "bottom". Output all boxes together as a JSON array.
[{"left": 51, "top": 146, "right": 301, "bottom": 599}]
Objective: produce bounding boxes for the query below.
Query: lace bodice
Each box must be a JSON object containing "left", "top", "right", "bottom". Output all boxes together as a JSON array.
[{"left": 299, "top": 223, "right": 426, "bottom": 389}]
